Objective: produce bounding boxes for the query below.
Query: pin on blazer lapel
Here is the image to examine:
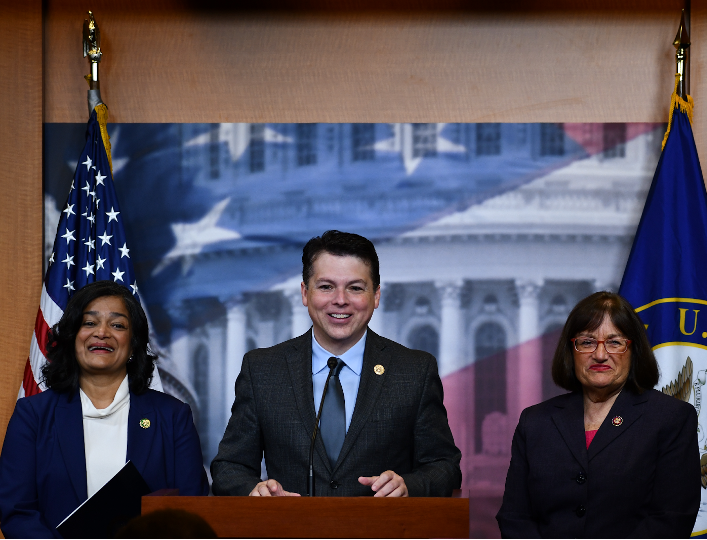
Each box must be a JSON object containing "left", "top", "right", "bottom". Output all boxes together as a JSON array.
[
  {"left": 333, "top": 330, "right": 387, "bottom": 472},
  {"left": 286, "top": 331, "right": 332, "bottom": 473},
  {"left": 551, "top": 392, "right": 589, "bottom": 470},
  {"left": 587, "top": 389, "right": 647, "bottom": 461},
  {"left": 55, "top": 390, "right": 88, "bottom": 502},
  {"left": 127, "top": 391, "right": 157, "bottom": 474}
]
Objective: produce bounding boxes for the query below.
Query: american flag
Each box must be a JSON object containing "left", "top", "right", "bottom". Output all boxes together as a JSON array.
[{"left": 20, "top": 106, "right": 161, "bottom": 398}]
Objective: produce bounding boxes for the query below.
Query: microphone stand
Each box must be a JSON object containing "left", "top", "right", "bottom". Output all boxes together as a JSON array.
[{"left": 307, "top": 357, "right": 339, "bottom": 497}]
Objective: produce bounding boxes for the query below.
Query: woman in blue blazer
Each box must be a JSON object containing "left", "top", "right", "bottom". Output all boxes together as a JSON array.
[
  {"left": 497, "top": 292, "right": 701, "bottom": 538},
  {"left": 0, "top": 281, "right": 209, "bottom": 538}
]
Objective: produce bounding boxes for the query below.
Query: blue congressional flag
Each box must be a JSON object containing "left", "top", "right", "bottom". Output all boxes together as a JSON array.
[
  {"left": 21, "top": 106, "right": 161, "bottom": 397},
  {"left": 619, "top": 95, "right": 707, "bottom": 535}
]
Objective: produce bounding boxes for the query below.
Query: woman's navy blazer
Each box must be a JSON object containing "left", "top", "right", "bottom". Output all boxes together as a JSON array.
[
  {"left": 0, "top": 388, "right": 209, "bottom": 538},
  {"left": 497, "top": 388, "right": 701, "bottom": 538}
]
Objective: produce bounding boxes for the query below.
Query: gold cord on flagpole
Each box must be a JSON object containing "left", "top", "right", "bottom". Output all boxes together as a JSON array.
[
  {"left": 662, "top": 75, "right": 695, "bottom": 152},
  {"left": 95, "top": 104, "right": 113, "bottom": 176}
]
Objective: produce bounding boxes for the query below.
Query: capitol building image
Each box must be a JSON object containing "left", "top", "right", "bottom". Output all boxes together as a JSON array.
[{"left": 45, "top": 121, "right": 663, "bottom": 492}]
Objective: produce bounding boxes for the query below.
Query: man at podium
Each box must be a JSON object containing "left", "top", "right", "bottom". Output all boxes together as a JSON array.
[{"left": 211, "top": 230, "right": 461, "bottom": 497}]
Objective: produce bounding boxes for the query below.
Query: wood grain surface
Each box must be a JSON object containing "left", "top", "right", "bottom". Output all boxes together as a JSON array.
[
  {"left": 0, "top": 1, "right": 43, "bottom": 461},
  {"left": 141, "top": 495, "right": 470, "bottom": 537},
  {"left": 44, "top": 4, "right": 684, "bottom": 123}
]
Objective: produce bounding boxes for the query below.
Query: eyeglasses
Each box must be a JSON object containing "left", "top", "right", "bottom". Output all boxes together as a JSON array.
[{"left": 571, "top": 337, "right": 631, "bottom": 354}]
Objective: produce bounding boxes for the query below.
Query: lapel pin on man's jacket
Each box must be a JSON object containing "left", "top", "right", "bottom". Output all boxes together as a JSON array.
[
  {"left": 139, "top": 418, "right": 151, "bottom": 429},
  {"left": 374, "top": 365, "right": 385, "bottom": 375}
]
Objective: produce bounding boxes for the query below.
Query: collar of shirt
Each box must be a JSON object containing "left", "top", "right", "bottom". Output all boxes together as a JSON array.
[
  {"left": 80, "top": 373, "right": 130, "bottom": 419},
  {"left": 311, "top": 331, "right": 366, "bottom": 377}
]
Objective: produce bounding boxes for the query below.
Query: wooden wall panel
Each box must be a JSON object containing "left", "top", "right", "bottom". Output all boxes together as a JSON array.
[
  {"left": 45, "top": 3, "right": 684, "bottom": 123},
  {"left": 692, "top": 4, "right": 707, "bottom": 162},
  {"left": 0, "top": 1, "right": 43, "bottom": 453}
]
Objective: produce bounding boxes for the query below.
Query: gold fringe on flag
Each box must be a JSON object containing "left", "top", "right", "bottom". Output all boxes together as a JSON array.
[
  {"left": 662, "top": 73, "right": 694, "bottom": 151},
  {"left": 94, "top": 103, "right": 113, "bottom": 176}
]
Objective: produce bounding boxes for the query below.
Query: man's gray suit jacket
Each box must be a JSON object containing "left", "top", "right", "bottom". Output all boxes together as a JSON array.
[{"left": 211, "top": 329, "right": 462, "bottom": 497}]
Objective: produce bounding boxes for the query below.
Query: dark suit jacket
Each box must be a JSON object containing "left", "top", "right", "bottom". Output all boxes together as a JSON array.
[
  {"left": 496, "top": 389, "right": 701, "bottom": 538},
  {"left": 0, "top": 388, "right": 209, "bottom": 539},
  {"left": 211, "top": 329, "right": 461, "bottom": 497}
]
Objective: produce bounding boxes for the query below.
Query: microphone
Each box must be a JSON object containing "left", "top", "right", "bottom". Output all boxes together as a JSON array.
[{"left": 308, "top": 357, "right": 339, "bottom": 497}]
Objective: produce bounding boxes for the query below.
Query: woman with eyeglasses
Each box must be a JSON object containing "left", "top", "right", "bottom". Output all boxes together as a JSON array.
[{"left": 497, "top": 291, "right": 700, "bottom": 538}]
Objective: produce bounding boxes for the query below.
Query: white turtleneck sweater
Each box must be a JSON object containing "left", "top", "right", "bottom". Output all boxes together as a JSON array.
[{"left": 80, "top": 374, "right": 130, "bottom": 498}]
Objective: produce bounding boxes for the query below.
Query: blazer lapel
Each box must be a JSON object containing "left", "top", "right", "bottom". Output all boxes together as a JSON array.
[
  {"left": 55, "top": 390, "right": 88, "bottom": 502},
  {"left": 551, "top": 392, "right": 589, "bottom": 471},
  {"left": 286, "top": 331, "right": 331, "bottom": 472},
  {"left": 587, "top": 389, "right": 647, "bottom": 461},
  {"left": 334, "top": 330, "right": 387, "bottom": 472},
  {"left": 127, "top": 390, "right": 157, "bottom": 474}
]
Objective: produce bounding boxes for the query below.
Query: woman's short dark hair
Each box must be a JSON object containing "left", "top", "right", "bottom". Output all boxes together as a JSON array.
[
  {"left": 551, "top": 291, "right": 659, "bottom": 394},
  {"left": 42, "top": 280, "right": 157, "bottom": 394},
  {"left": 302, "top": 230, "right": 380, "bottom": 290}
]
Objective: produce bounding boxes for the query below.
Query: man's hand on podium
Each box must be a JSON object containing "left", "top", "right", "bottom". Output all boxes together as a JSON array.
[
  {"left": 358, "top": 470, "right": 409, "bottom": 497},
  {"left": 248, "top": 479, "right": 301, "bottom": 496}
]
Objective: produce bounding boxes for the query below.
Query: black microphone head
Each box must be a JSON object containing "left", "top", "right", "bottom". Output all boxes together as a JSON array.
[{"left": 327, "top": 357, "right": 338, "bottom": 370}]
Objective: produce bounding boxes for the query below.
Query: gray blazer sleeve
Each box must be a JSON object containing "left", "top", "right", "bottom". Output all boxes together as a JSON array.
[
  {"left": 400, "top": 354, "right": 462, "bottom": 497},
  {"left": 210, "top": 352, "right": 263, "bottom": 495}
]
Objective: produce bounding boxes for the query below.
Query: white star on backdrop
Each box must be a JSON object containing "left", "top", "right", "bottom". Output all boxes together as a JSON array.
[
  {"left": 185, "top": 124, "right": 293, "bottom": 162},
  {"left": 151, "top": 197, "right": 241, "bottom": 276},
  {"left": 374, "top": 123, "right": 467, "bottom": 176}
]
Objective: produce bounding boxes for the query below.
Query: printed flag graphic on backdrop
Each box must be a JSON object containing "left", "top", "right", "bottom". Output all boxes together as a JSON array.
[
  {"left": 619, "top": 92, "right": 707, "bottom": 535},
  {"left": 20, "top": 106, "right": 161, "bottom": 398}
]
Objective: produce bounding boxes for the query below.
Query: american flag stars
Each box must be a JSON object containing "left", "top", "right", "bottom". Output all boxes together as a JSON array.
[
  {"left": 23, "top": 108, "right": 160, "bottom": 400},
  {"left": 45, "top": 112, "right": 140, "bottom": 308}
]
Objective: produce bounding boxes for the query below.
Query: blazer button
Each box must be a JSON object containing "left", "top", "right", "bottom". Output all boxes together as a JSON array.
[
  {"left": 575, "top": 505, "right": 586, "bottom": 518},
  {"left": 576, "top": 473, "right": 586, "bottom": 484},
  {"left": 330, "top": 480, "right": 339, "bottom": 489}
]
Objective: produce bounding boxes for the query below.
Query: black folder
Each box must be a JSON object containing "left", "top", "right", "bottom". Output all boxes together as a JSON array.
[{"left": 56, "top": 460, "right": 151, "bottom": 539}]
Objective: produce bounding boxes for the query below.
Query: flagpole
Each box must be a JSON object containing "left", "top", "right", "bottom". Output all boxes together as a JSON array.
[
  {"left": 674, "top": 9, "right": 690, "bottom": 100},
  {"left": 83, "top": 11, "right": 104, "bottom": 117}
]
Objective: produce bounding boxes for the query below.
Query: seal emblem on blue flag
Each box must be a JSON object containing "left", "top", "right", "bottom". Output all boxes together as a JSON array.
[{"left": 619, "top": 88, "right": 707, "bottom": 536}]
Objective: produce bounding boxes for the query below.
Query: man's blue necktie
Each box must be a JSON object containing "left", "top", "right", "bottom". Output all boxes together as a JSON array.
[{"left": 319, "top": 357, "right": 346, "bottom": 469}]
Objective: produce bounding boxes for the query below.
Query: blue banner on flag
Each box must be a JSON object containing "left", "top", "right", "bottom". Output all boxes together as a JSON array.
[{"left": 619, "top": 103, "right": 707, "bottom": 536}]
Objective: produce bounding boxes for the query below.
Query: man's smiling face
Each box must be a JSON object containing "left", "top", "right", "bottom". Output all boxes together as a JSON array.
[{"left": 301, "top": 252, "right": 380, "bottom": 356}]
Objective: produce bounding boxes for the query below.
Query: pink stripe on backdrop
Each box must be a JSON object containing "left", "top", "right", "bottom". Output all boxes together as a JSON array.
[{"left": 442, "top": 331, "right": 563, "bottom": 538}]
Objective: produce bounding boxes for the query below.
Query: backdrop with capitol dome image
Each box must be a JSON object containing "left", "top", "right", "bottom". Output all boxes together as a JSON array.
[{"left": 44, "top": 120, "right": 664, "bottom": 536}]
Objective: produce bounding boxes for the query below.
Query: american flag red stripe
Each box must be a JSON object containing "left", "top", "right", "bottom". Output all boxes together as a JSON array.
[{"left": 20, "top": 284, "right": 59, "bottom": 397}]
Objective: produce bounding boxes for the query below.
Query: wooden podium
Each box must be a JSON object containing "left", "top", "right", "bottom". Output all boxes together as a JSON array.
[{"left": 142, "top": 491, "right": 469, "bottom": 538}]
